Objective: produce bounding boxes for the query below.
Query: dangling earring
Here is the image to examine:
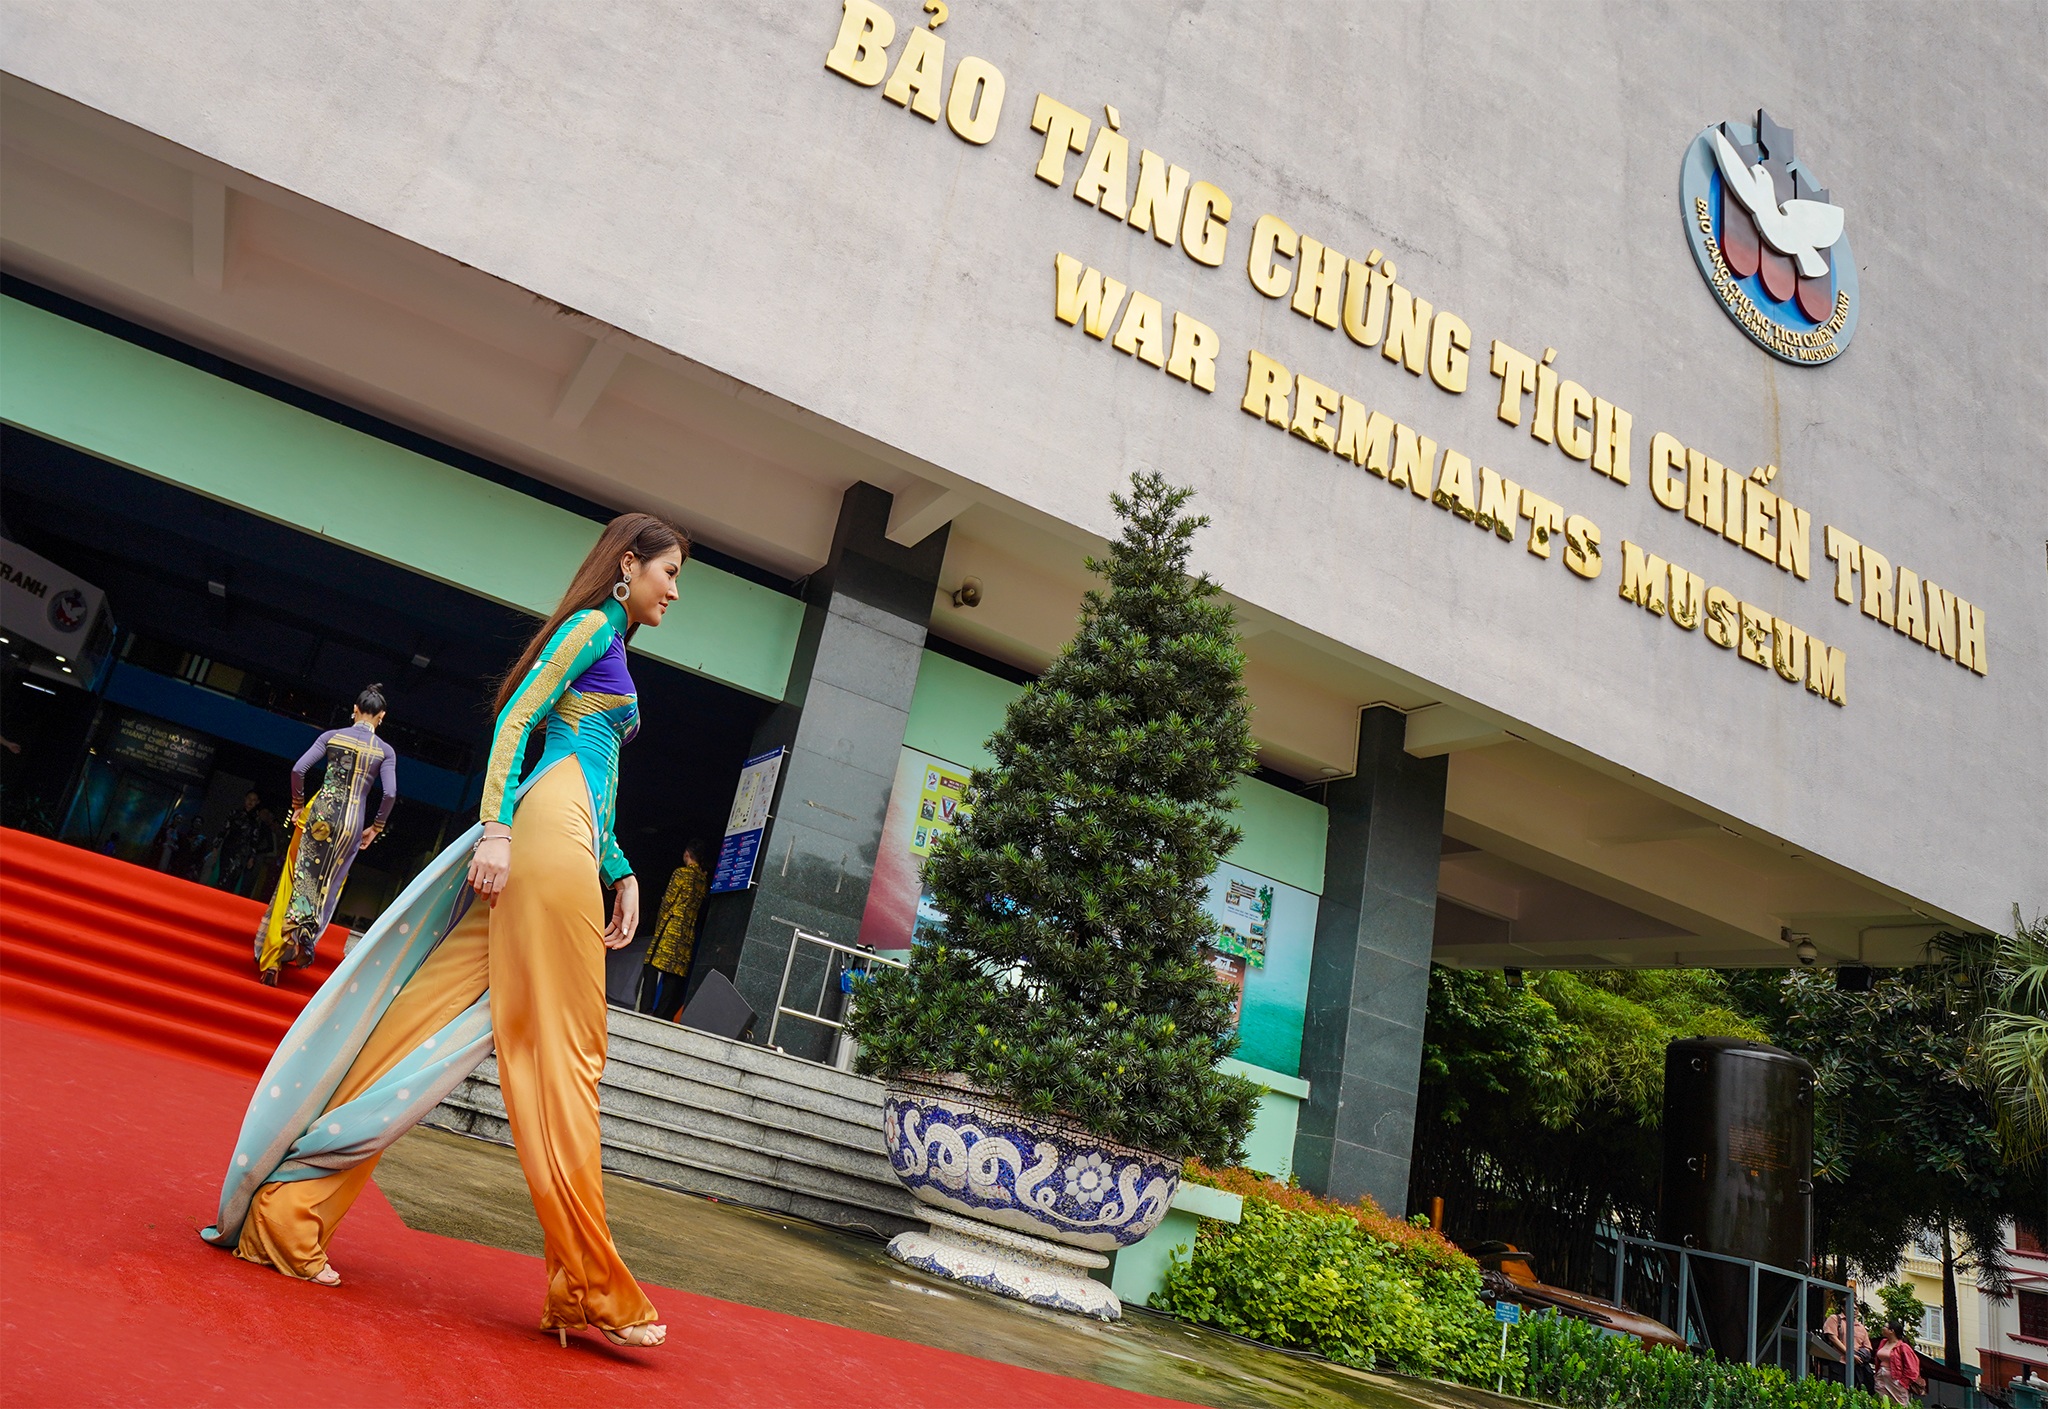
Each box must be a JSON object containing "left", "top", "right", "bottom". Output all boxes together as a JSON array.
[{"left": 612, "top": 574, "right": 631, "bottom": 602}]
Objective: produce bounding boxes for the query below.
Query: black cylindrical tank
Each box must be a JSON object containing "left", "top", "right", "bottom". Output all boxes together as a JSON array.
[{"left": 1658, "top": 1037, "right": 1815, "bottom": 1357}]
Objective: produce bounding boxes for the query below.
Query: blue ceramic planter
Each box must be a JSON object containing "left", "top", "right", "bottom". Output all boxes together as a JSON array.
[{"left": 882, "top": 1074, "right": 1179, "bottom": 1253}]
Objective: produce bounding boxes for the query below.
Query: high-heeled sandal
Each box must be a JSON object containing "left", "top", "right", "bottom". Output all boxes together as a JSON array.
[
  {"left": 552, "top": 1323, "right": 666, "bottom": 1348},
  {"left": 310, "top": 1266, "right": 340, "bottom": 1287},
  {"left": 603, "top": 1324, "right": 665, "bottom": 1348}
]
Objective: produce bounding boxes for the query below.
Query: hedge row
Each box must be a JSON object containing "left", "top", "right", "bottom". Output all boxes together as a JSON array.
[
  {"left": 1153, "top": 1169, "right": 1887, "bottom": 1409},
  {"left": 1523, "top": 1314, "right": 1885, "bottom": 1409}
]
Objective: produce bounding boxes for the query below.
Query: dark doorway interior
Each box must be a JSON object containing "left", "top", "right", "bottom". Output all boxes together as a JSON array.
[{"left": 1, "top": 428, "right": 771, "bottom": 930}]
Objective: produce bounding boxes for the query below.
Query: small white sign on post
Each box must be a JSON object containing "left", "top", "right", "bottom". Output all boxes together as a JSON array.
[{"left": 1494, "top": 1299, "right": 1521, "bottom": 1393}]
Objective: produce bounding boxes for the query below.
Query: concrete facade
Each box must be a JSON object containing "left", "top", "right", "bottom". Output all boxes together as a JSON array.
[{"left": 2, "top": 0, "right": 2036, "bottom": 934}]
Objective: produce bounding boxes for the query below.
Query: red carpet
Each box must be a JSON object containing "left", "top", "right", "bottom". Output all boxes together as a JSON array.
[
  {"left": 0, "top": 829, "right": 343, "bottom": 1074},
  {"left": 0, "top": 1014, "right": 1186, "bottom": 1408}
]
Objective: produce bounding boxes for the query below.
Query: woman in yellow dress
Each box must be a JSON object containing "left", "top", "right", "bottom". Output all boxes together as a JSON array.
[
  {"left": 202, "top": 513, "right": 686, "bottom": 1350},
  {"left": 637, "top": 840, "right": 709, "bottom": 1020}
]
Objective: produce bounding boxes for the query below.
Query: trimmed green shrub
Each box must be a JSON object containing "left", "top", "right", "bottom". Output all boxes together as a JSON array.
[
  {"left": 1185, "top": 1159, "right": 1470, "bottom": 1266},
  {"left": 1152, "top": 1198, "right": 1509, "bottom": 1383},
  {"left": 1152, "top": 1187, "right": 1890, "bottom": 1407}
]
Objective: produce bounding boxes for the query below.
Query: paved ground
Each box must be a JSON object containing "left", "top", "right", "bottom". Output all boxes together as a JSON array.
[{"left": 378, "top": 1126, "right": 1531, "bottom": 1409}]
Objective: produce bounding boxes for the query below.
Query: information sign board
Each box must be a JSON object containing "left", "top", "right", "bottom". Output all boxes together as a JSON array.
[
  {"left": 709, "top": 746, "right": 785, "bottom": 894},
  {"left": 109, "top": 714, "right": 214, "bottom": 784}
]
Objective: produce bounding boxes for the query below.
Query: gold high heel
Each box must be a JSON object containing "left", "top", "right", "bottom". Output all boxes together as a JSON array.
[
  {"left": 601, "top": 1324, "right": 665, "bottom": 1348},
  {"left": 551, "top": 1324, "right": 666, "bottom": 1348}
]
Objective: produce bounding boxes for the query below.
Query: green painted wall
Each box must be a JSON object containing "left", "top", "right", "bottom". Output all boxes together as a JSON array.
[
  {"left": 1225, "top": 779, "right": 1327, "bottom": 897},
  {"left": 0, "top": 295, "right": 801, "bottom": 700},
  {"left": 1220, "top": 1057, "right": 1309, "bottom": 1180},
  {"left": 903, "top": 651, "right": 1023, "bottom": 771},
  {"left": 905, "top": 648, "right": 1329, "bottom": 895}
]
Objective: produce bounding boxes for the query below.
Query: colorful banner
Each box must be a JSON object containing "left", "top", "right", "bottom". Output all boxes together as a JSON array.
[
  {"left": 909, "top": 761, "right": 972, "bottom": 857},
  {"left": 859, "top": 749, "right": 956, "bottom": 952},
  {"left": 1201, "top": 861, "right": 1315, "bottom": 1076}
]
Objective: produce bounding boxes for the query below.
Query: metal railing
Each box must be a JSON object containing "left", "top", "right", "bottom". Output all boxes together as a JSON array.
[
  {"left": 1600, "top": 1229, "right": 1854, "bottom": 1381},
  {"left": 765, "top": 923, "right": 906, "bottom": 1065}
]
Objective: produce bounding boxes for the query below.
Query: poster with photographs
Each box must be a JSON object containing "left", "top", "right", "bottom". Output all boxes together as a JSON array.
[
  {"left": 909, "top": 763, "right": 971, "bottom": 857},
  {"left": 1213, "top": 877, "right": 1272, "bottom": 966}
]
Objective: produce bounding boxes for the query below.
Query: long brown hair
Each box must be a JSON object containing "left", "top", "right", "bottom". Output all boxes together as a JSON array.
[{"left": 494, "top": 513, "right": 689, "bottom": 712}]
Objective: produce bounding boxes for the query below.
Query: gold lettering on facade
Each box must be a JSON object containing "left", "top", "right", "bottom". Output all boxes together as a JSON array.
[
  {"left": 1293, "top": 237, "right": 1346, "bottom": 329},
  {"left": 882, "top": 28, "right": 945, "bottom": 117},
  {"left": 1181, "top": 182, "right": 1232, "bottom": 267},
  {"left": 945, "top": 55, "right": 1004, "bottom": 143},
  {"left": 1620, "top": 541, "right": 1669, "bottom": 616},
  {"left": 825, "top": 0, "right": 896, "bottom": 85},
  {"left": 1128, "top": 151, "right": 1190, "bottom": 245},
  {"left": 1564, "top": 515, "right": 1602, "bottom": 578},
  {"left": 823, "top": 32, "right": 1991, "bottom": 708},
  {"left": 1052, "top": 253, "right": 1125, "bottom": 337},
  {"left": 1164, "top": 312, "right": 1219, "bottom": 392},
  {"left": 1428, "top": 312, "right": 1471, "bottom": 394},
  {"left": 1242, "top": 349, "right": 1293, "bottom": 427},
  {"left": 1247, "top": 214, "right": 1298, "bottom": 299},
  {"left": 1648, "top": 432, "right": 1686, "bottom": 511},
  {"left": 1031, "top": 93, "right": 1090, "bottom": 185}
]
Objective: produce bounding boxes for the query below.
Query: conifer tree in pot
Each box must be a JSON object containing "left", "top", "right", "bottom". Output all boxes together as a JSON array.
[{"left": 848, "top": 472, "right": 1263, "bottom": 1318}]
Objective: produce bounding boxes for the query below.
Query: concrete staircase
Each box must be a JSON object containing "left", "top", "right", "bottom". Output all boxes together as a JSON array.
[{"left": 424, "top": 1005, "right": 922, "bottom": 1239}]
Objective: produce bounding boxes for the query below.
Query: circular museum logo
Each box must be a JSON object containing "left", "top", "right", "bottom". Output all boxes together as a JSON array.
[
  {"left": 47, "top": 587, "right": 89, "bottom": 633},
  {"left": 1680, "top": 109, "right": 1858, "bottom": 365}
]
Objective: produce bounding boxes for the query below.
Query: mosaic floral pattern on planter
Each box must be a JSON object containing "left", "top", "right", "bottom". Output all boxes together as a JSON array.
[{"left": 882, "top": 1078, "right": 1177, "bottom": 1251}]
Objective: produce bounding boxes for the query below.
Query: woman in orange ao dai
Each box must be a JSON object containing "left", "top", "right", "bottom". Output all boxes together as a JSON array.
[{"left": 203, "top": 513, "right": 687, "bottom": 1349}]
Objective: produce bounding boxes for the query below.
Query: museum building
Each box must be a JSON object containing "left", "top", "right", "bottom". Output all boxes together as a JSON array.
[{"left": 0, "top": 1, "right": 2040, "bottom": 1224}]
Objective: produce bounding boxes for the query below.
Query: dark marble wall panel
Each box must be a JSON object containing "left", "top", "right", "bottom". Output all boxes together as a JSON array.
[
  {"left": 696, "top": 484, "right": 947, "bottom": 1059},
  {"left": 1293, "top": 706, "right": 1447, "bottom": 1213}
]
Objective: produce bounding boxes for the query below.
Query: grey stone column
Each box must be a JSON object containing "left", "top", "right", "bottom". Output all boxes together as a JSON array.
[
  {"left": 1292, "top": 706, "right": 1447, "bottom": 1213},
  {"left": 692, "top": 483, "right": 947, "bottom": 1057}
]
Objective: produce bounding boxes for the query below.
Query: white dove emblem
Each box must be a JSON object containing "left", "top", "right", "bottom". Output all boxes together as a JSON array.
[{"left": 1711, "top": 130, "right": 1845, "bottom": 278}]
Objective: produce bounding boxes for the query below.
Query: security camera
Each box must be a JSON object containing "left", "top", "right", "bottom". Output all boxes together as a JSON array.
[
  {"left": 1795, "top": 938, "right": 1818, "bottom": 967},
  {"left": 951, "top": 577, "right": 983, "bottom": 608}
]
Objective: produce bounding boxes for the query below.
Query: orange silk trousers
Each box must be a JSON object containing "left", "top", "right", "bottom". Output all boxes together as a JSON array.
[{"left": 235, "top": 760, "right": 656, "bottom": 1332}]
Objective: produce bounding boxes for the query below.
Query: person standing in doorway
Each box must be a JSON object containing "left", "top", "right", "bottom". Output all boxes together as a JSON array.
[
  {"left": 1875, "top": 1321, "right": 1924, "bottom": 1403},
  {"left": 203, "top": 513, "right": 685, "bottom": 1351},
  {"left": 251, "top": 804, "right": 286, "bottom": 899},
  {"left": 216, "top": 790, "right": 267, "bottom": 895},
  {"left": 254, "top": 685, "right": 399, "bottom": 985},
  {"left": 638, "top": 839, "right": 709, "bottom": 1021}
]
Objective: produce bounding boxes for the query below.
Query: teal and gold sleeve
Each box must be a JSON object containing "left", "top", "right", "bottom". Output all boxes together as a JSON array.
[
  {"left": 598, "top": 831, "right": 632, "bottom": 889},
  {"left": 480, "top": 610, "right": 614, "bottom": 827}
]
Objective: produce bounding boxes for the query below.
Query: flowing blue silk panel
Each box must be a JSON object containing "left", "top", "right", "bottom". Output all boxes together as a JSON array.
[{"left": 200, "top": 824, "right": 494, "bottom": 1248}]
